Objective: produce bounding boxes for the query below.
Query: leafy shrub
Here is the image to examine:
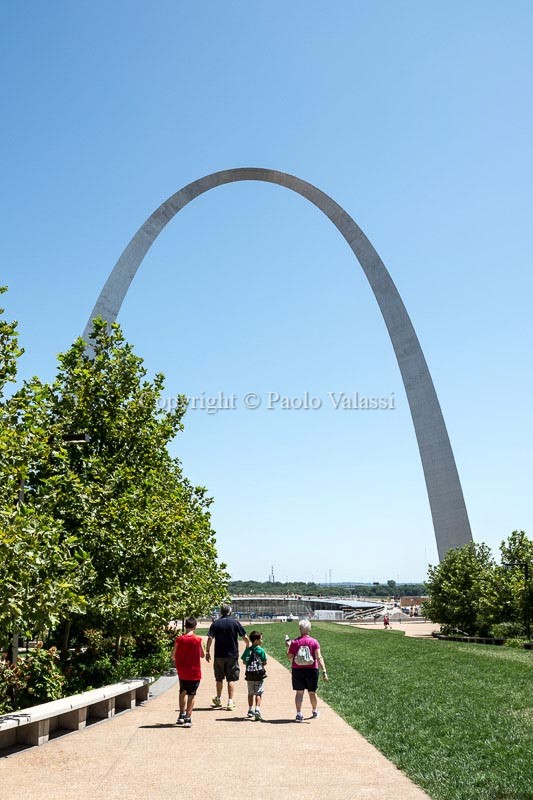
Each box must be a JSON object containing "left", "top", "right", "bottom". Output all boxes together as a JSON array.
[
  {"left": 63, "top": 628, "right": 172, "bottom": 693},
  {"left": 110, "top": 649, "right": 171, "bottom": 681},
  {"left": 133, "top": 628, "right": 174, "bottom": 659},
  {"left": 0, "top": 647, "right": 65, "bottom": 712},
  {"left": 503, "top": 637, "right": 525, "bottom": 649},
  {"left": 0, "top": 660, "right": 25, "bottom": 714},
  {"left": 490, "top": 621, "right": 525, "bottom": 639},
  {"left": 110, "top": 633, "right": 172, "bottom": 682},
  {"left": 440, "top": 625, "right": 470, "bottom": 637},
  {"left": 16, "top": 646, "right": 65, "bottom": 708}
]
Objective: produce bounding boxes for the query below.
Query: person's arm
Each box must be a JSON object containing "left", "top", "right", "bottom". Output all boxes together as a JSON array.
[
  {"left": 315, "top": 647, "right": 328, "bottom": 681},
  {"left": 206, "top": 635, "right": 213, "bottom": 662},
  {"left": 238, "top": 623, "right": 250, "bottom": 648},
  {"left": 171, "top": 639, "right": 178, "bottom": 666},
  {"left": 200, "top": 638, "right": 205, "bottom": 659},
  {"left": 287, "top": 640, "right": 296, "bottom": 663}
]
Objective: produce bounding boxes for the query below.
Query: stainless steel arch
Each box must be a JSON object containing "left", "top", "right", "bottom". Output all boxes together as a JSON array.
[{"left": 83, "top": 167, "right": 472, "bottom": 559}]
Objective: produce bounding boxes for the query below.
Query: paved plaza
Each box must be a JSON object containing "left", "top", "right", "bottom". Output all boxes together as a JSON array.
[
  {"left": 0, "top": 645, "right": 430, "bottom": 800},
  {"left": 348, "top": 620, "right": 438, "bottom": 637}
]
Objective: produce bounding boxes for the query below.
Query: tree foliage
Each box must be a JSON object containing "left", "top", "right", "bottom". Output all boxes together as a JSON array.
[
  {"left": 33, "top": 319, "right": 228, "bottom": 646},
  {"left": 228, "top": 580, "right": 426, "bottom": 597},
  {"left": 423, "top": 532, "right": 533, "bottom": 636},
  {"left": 0, "top": 292, "right": 87, "bottom": 652},
  {"left": 489, "top": 530, "right": 533, "bottom": 634},
  {"left": 0, "top": 303, "right": 228, "bottom": 676},
  {"left": 423, "top": 543, "right": 496, "bottom": 634},
  {"left": 0, "top": 286, "right": 23, "bottom": 398}
]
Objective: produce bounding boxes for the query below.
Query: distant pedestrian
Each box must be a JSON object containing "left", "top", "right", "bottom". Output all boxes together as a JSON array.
[
  {"left": 241, "top": 630, "right": 268, "bottom": 721},
  {"left": 287, "top": 619, "right": 328, "bottom": 722},
  {"left": 383, "top": 614, "right": 392, "bottom": 629},
  {"left": 172, "top": 617, "right": 205, "bottom": 728},
  {"left": 206, "top": 604, "right": 249, "bottom": 711}
]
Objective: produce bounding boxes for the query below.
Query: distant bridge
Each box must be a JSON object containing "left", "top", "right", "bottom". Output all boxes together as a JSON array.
[{"left": 230, "top": 595, "right": 384, "bottom": 620}]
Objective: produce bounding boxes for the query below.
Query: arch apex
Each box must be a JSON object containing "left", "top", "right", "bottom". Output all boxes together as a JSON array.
[{"left": 83, "top": 167, "right": 472, "bottom": 560}]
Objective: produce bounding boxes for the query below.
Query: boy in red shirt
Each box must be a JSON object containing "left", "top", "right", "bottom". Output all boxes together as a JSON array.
[{"left": 172, "top": 617, "right": 205, "bottom": 728}]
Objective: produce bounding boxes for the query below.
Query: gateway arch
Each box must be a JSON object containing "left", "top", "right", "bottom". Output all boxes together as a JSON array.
[{"left": 83, "top": 167, "right": 472, "bottom": 560}]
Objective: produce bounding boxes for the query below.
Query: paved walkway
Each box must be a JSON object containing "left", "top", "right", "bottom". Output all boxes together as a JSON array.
[
  {"left": 0, "top": 651, "right": 431, "bottom": 800},
  {"left": 347, "top": 620, "right": 438, "bottom": 638}
]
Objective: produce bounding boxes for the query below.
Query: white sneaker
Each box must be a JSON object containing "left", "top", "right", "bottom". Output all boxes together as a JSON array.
[{"left": 227, "top": 700, "right": 236, "bottom": 711}]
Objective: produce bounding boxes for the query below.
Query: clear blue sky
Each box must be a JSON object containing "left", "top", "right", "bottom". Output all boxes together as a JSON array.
[{"left": 2, "top": 1, "right": 532, "bottom": 582}]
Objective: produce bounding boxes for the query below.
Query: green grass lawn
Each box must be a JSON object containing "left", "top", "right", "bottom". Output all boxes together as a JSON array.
[{"left": 259, "top": 622, "right": 533, "bottom": 800}]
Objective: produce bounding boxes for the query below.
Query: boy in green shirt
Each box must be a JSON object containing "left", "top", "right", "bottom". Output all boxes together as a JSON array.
[{"left": 241, "top": 630, "right": 267, "bottom": 721}]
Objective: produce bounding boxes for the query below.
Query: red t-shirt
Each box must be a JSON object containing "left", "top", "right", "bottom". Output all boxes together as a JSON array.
[{"left": 174, "top": 634, "right": 203, "bottom": 680}]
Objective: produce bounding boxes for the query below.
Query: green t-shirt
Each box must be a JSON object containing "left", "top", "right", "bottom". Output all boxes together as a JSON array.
[{"left": 241, "top": 644, "right": 267, "bottom": 665}]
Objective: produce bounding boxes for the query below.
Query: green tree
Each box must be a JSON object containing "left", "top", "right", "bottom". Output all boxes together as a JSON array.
[
  {"left": 33, "top": 319, "right": 228, "bottom": 653},
  {"left": 423, "top": 542, "right": 496, "bottom": 635},
  {"left": 0, "top": 511, "right": 89, "bottom": 650},
  {"left": 0, "top": 286, "right": 23, "bottom": 398},
  {"left": 0, "top": 290, "right": 88, "bottom": 658},
  {"left": 489, "top": 531, "right": 533, "bottom": 636}
]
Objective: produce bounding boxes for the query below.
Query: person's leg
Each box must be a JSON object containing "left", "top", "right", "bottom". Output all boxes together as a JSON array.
[
  {"left": 308, "top": 691, "right": 317, "bottom": 711},
  {"left": 295, "top": 690, "right": 304, "bottom": 712},
  {"left": 227, "top": 658, "right": 240, "bottom": 704},
  {"left": 246, "top": 683, "right": 255, "bottom": 717},
  {"left": 186, "top": 693, "right": 196, "bottom": 716},
  {"left": 212, "top": 658, "right": 224, "bottom": 705},
  {"left": 179, "top": 689, "right": 187, "bottom": 714},
  {"left": 254, "top": 688, "right": 263, "bottom": 720},
  {"left": 184, "top": 682, "right": 200, "bottom": 725}
]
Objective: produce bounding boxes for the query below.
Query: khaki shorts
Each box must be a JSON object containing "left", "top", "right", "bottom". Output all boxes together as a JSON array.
[
  {"left": 246, "top": 679, "right": 264, "bottom": 696},
  {"left": 214, "top": 657, "right": 240, "bottom": 682}
]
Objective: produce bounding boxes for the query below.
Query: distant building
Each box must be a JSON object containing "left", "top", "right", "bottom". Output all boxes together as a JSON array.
[
  {"left": 231, "top": 595, "right": 383, "bottom": 620},
  {"left": 400, "top": 596, "right": 428, "bottom": 607}
]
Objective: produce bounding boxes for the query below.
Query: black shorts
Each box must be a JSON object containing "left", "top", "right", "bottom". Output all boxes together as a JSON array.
[
  {"left": 292, "top": 667, "right": 319, "bottom": 693},
  {"left": 214, "top": 657, "right": 240, "bottom": 682},
  {"left": 179, "top": 679, "right": 200, "bottom": 696}
]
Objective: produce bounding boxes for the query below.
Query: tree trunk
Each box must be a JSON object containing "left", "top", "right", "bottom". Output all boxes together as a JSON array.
[
  {"left": 61, "top": 619, "right": 71, "bottom": 662},
  {"left": 8, "top": 631, "right": 19, "bottom": 664}
]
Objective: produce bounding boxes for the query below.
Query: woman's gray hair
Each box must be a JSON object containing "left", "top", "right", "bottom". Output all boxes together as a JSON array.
[{"left": 298, "top": 618, "right": 311, "bottom": 635}]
